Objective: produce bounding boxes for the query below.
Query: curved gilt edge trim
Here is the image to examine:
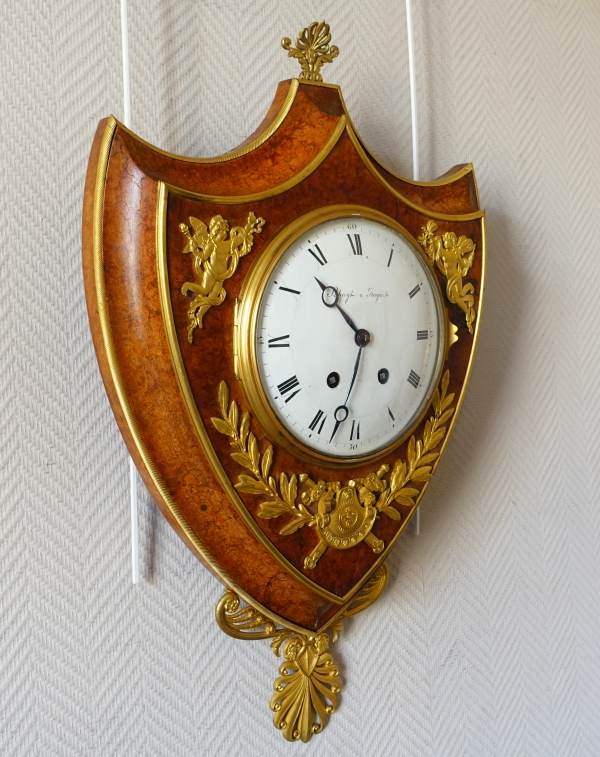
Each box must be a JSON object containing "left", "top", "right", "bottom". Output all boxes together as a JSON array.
[
  {"left": 160, "top": 115, "right": 347, "bottom": 206},
  {"left": 158, "top": 117, "right": 484, "bottom": 221},
  {"left": 380, "top": 160, "right": 476, "bottom": 188},
  {"left": 113, "top": 79, "right": 300, "bottom": 164},
  {"left": 115, "top": 75, "right": 479, "bottom": 204},
  {"left": 215, "top": 566, "right": 388, "bottom": 742},
  {"left": 216, "top": 564, "right": 388, "bottom": 642},
  {"left": 111, "top": 81, "right": 482, "bottom": 221},
  {"left": 327, "top": 560, "right": 389, "bottom": 640},
  {"left": 92, "top": 118, "right": 319, "bottom": 637},
  {"left": 299, "top": 80, "right": 481, "bottom": 201},
  {"left": 346, "top": 126, "right": 485, "bottom": 223},
  {"left": 156, "top": 183, "right": 342, "bottom": 606}
]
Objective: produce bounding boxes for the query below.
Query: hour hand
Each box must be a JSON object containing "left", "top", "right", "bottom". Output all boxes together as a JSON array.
[{"left": 315, "top": 277, "right": 358, "bottom": 333}]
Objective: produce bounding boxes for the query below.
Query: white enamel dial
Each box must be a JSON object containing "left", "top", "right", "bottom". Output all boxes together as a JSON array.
[{"left": 254, "top": 214, "right": 444, "bottom": 460}]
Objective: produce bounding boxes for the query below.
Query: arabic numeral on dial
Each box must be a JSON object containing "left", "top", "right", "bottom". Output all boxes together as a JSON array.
[
  {"left": 349, "top": 443, "right": 358, "bottom": 450},
  {"left": 347, "top": 223, "right": 356, "bottom": 229}
]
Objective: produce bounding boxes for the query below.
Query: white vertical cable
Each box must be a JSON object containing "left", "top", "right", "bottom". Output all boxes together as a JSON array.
[
  {"left": 406, "top": 0, "right": 419, "bottom": 183},
  {"left": 129, "top": 457, "right": 139, "bottom": 584},
  {"left": 120, "top": 0, "right": 139, "bottom": 583},
  {"left": 406, "top": 0, "right": 420, "bottom": 536},
  {"left": 120, "top": 0, "right": 131, "bottom": 129}
]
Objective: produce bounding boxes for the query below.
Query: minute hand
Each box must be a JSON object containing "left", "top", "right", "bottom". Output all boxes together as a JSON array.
[
  {"left": 344, "top": 346, "right": 363, "bottom": 406},
  {"left": 315, "top": 277, "right": 358, "bottom": 333}
]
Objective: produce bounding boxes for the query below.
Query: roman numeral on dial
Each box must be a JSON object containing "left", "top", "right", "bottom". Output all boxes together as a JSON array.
[
  {"left": 417, "top": 330, "right": 428, "bottom": 340},
  {"left": 279, "top": 285, "right": 300, "bottom": 295},
  {"left": 350, "top": 420, "right": 360, "bottom": 441},
  {"left": 268, "top": 335, "right": 290, "bottom": 348},
  {"left": 407, "top": 370, "right": 420, "bottom": 388},
  {"left": 409, "top": 284, "right": 420, "bottom": 298},
  {"left": 347, "top": 234, "right": 363, "bottom": 255},
  {"left": 277, "top": 375, "right": 301, "bottom": 402},
  {"left": 308, "top": 245, "right": 327, "bottom": 266},
  {"left": 308, "top": 409, "right": 327, "bottom": 433}
]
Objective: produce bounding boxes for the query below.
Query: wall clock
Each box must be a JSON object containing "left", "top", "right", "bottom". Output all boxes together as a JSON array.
[{"left": 82, "top": 21, "right": 485, "bottom": 742}]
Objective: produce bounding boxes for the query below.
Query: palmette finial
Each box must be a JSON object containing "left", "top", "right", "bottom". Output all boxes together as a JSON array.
[{"left": 281, "top": 20, "right": 339, "bottom": 82}]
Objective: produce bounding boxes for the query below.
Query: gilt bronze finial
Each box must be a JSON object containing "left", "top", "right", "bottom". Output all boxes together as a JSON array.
[{"left": 281, "top": 21, "right": 339, "bottom": 82}]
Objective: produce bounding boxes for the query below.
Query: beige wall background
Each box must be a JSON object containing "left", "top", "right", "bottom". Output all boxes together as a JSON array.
[{"left": 2, "top": 1, "right": 600, "bottom": 755}]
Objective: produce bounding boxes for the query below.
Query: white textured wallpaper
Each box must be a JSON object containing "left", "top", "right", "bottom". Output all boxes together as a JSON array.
[{"left": 2, "top": 1, "right": 600, "bottom": 755}]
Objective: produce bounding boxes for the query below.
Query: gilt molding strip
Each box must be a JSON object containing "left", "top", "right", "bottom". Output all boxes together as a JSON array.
[
  {"left": 114, "top": 79, "right": 300, "bottom": 165},
  {"left": 155, "top": 181, "right": 343, "bottom": 604},
  {"left": 92, "top": 117, "right": 322, "bottom": 635}
]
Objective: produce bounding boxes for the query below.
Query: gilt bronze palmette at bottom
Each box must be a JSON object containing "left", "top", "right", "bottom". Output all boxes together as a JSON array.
[{"left": 216, "top": 566, "right": 388, "bottom": 742}]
